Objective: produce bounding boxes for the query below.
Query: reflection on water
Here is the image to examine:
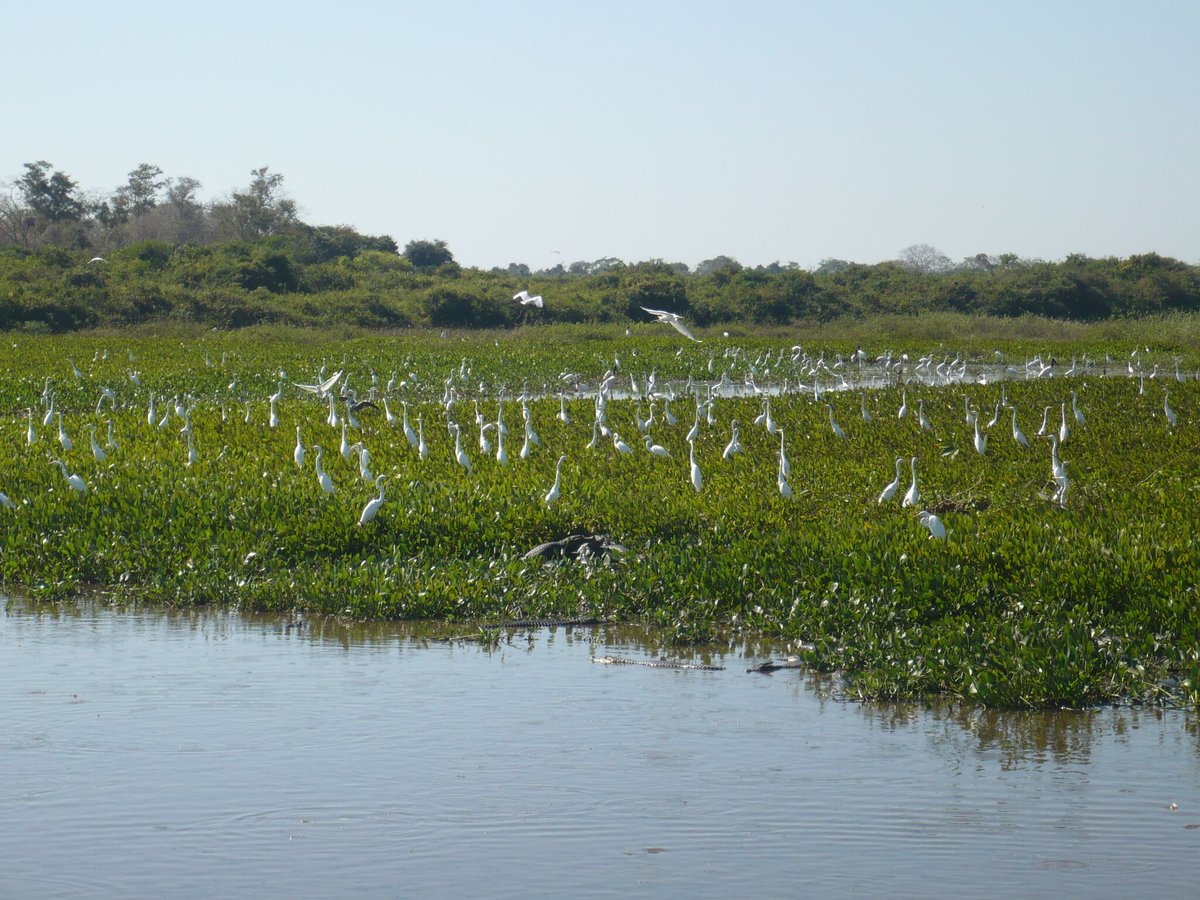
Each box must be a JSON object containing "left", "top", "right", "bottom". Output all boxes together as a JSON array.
[{"left": 2, "top": 599, "right": 1198, "bottom": 899}]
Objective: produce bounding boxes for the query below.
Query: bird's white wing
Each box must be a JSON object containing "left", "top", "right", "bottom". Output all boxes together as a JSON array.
[
  {"left": 668, "top": 318, "right": 702, "bottom": 342},
  {"left": 513, "top": 290, "right": 531, "bottom": 303},
  {"left": 527, "top": 295, "right": 544, "bottom": 308},
  {"left": 295, "top": 369, "right": 344, "bottom": 395},
  {"left": 640, "top": 306, "right": 671, "bottom": 319}
]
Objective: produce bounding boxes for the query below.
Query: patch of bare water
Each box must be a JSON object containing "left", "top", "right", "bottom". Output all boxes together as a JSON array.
[{"left": 2, "top": 601, "right": 1197, "bottom": 898}]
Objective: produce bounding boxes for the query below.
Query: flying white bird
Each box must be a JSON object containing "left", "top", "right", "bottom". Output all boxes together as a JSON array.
[
  {"left": 294, "top": 370, "right": 344, "bottom": 398},
  {"left": 513, "top": 290, "right": 544, "bottom": 308},
  {"left": 640, "top": 306, "right": 702, "bottom": 343}
]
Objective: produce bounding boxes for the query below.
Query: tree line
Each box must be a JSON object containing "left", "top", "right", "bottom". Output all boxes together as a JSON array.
[{"left": 2, "top": 161, "right": 1198, "bottom": 332}]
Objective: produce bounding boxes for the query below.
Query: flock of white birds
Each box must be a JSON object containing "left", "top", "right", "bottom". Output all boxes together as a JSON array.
[{"left": 6, "top": 320, "right": 1192, "bottom": 542}]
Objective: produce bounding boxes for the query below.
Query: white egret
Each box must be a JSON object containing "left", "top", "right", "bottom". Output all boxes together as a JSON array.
[
  {"left": 640, "top": 306, "right": 702, "bottom": 342},
  {"left": 51, "top": 459, "right": 86, "bottom": 492},
  {"left": 778, "top": 429, "right": 791, "bottom": 479},
  {"left": 87, "top": 424, "right": 106, "bottom": 462},
  {"left": 901, "top": 457, "right": 920, "bottom": 508},
  {"left": 919, "top": 510, "right": 947, "bottom": 540},
  {"left": 451, "top": 423, "right": 472, "bottom": 473},
  {"left": 479, "top": 422, "right": 495, "bottom": 454},
  {"left": 358, "top": 476, "right": 387, "bottom": 526},
  {"left": 723, "top": 420, "right": 742, "bottom": 459},
  {"left": 613, "top": 432, "right": 633, "bottom": 454},
  {"left": 383, "top": 398, "right": 397, "bottom": 427},
  {"left": 106, "top": 420, "right": 118, "bottom": 451},
  {"left": 495, "top": 419, "right": 508, "bottom": 464},
  {"left": 295, "top": 369, "right": 343, "bottom": 398},
  {"left": 688, "top": 439, "right": 703, "bottom": 492},
  {"left": 340, "top": 423, "right": 351, "bottom": 460},
  {"left": 268, "top": 397, "right": 279, "bottom": 428},
  {"left": 1071, "top": 390, "right": 1085, "bottom": 427},
  {"left": 186, "top": 431, "right": 198, "bottom": 467},
  {"left": 1011, "top": 408, "right": 1029, "bottom": 448},
  {"left": 1164, "top": 388, "right": 1178, "bottom": 427},
  {"left": 918, "top": 399, "right": 931, "bottom": 432},
  {"left": 402, "top": 401, "right": 418, "bottom": 448},
  {"left": 898, "top": 389, "right": 908, "bottom": 419},
  {"left": 294, "top": 426, "right": 305, "bottom": 469},
  {"left": 973, "top": 418, "right": 987, "bottom": 456},
  {"left": 587, "top": 419, "right": 600, "bottom": 450},
  {"left": 1058, "top": 403, "right": 1069, "bottom": 444},
  {"left": 986, "top": 400, "right": 1001, "bottom": 429},
  {"left": 777, "top": 464, "right": 793, "bottom": 498},
  {"left": 417, "top": 417, "right": 428, "bottom": 461},
  {"left": 877, "top": 457, "right": 903, "bottom": 504},
  {"left": 860, "top": 393, "right": 872, "bottom": 424},
  {"left": 645, "top": 435, "right": 670, "bottom": 457},
  {"left": 57, "top": 412, "right": 73, "bottom": 451},
  {"left": 827, "top": 405, "right": 845, "bottom": 439},
  {"left": 686, "top": 406, "right": 702, "bottom": 443},
  {"left": 1036, "top": 406, "right": 1051, "bottom": 437},
  {"left": 26, "top": 408, "right": 35, "bottom": 445},
  {"left": 0, "top": 491, "right": 15, "bottom": 510},
  {"left": 544, "top": 455, "right": 566, "bottom": 506},
  {"left": 313, "top": 446, "right": 335, "bottom": 494},
  {"left": 558, "top": 394, "right": 570, "bottom": 424},
  {"left": 513, "top": 289, "right": 544, "bottom": 308}
]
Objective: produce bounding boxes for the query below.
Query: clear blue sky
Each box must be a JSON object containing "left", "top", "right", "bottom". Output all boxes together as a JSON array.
[{"left": 5, "top": 0, "right": 1197, "bottom": 270}]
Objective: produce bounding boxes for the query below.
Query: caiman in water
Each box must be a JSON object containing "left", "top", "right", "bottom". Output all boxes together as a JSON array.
[{"left": 593, "top": 655, "right": 724, "bottom": 671}]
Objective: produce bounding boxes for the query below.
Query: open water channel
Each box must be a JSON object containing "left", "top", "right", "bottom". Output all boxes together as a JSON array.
[{"left": 2, "top": 600, "right": 1197, "bottom": 898}]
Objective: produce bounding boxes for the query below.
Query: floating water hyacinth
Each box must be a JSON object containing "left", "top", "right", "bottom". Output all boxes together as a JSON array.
[{"left": 0, "top": 328, "right": 1198, "bottom": 709}]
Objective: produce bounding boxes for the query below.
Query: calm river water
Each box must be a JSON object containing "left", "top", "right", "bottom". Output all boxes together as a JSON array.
[{"left": 2, "top": 600, "right": 1198, "bottom": 898}]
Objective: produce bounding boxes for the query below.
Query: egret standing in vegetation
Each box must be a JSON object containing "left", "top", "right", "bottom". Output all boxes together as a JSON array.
[
  {"left": 919, "top": 510, "right": 947, "bottom": 540},
  {"left": 902, "top": 457, "right": 920, "bottom": 508},
  {"left": 545, "top": 456, "right": 566, "bottom": 506},
  {"left": 878, "top": 458, "right": 903, "bottom": 504},
  {"left": 827, "top": 404, "right": 845, "bottom": 439},
  {"left": 313, "top": 446, "right": 335, "bottom": 494},
  {"left": 87, "top": 425, "right": 106, "bottom": 462},
  {"left": 51, "top": 459, "right": 86, "bottom": 493},
  {"left": 1011, "top": 408, "right": 1029, "bottom": 448},
  {"left": 57, "top": 417, "right": 73, "bottom": 458},
  {"left": 1163, "top": 388, "right": 1178, "bottom": 427},
  {"left": 358, "top": 476, "right": 386, "bottom": 526},
  {"left": 723, "top": 420, "right": 742, "bottom": 459},
  {"left": 688, "top": 439, "right": 703, "bottom": 492},
  {"left": 294, "top": 427, "right": 305, "bottom": 469}
]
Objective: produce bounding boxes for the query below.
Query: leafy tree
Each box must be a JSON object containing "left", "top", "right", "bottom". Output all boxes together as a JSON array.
[
  {"left": 696, "top": 255, "right": 741, "bottom": 276},
  {"left": 213, "top": 167, "right": 297, "bottom": 240},
  {"left": 18, "top": 161, "right": 86, "bottom": 223},
  {"left": 816, "top": 258, "right": 851, "bottom": 275},
  {"left": 403, "top": 238, "right": 454, "bottom": 269}
]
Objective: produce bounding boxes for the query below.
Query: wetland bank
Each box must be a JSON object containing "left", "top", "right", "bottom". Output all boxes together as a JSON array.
[{"left": 3, "top": 322, "right": 1200, "bottom": 708}]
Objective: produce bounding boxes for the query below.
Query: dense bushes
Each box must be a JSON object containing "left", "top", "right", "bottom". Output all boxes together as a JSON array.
[{"left": 0, "top": 239, "right": 1197, "bottom": 333}]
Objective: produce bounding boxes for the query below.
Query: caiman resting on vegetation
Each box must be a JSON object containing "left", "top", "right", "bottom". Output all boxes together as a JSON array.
[
  {"left": 522, "top": 533, "right": 627, "bottom": 561},
  {"left": 593, "top": 655, "right": 725, "bottom": 671}
]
